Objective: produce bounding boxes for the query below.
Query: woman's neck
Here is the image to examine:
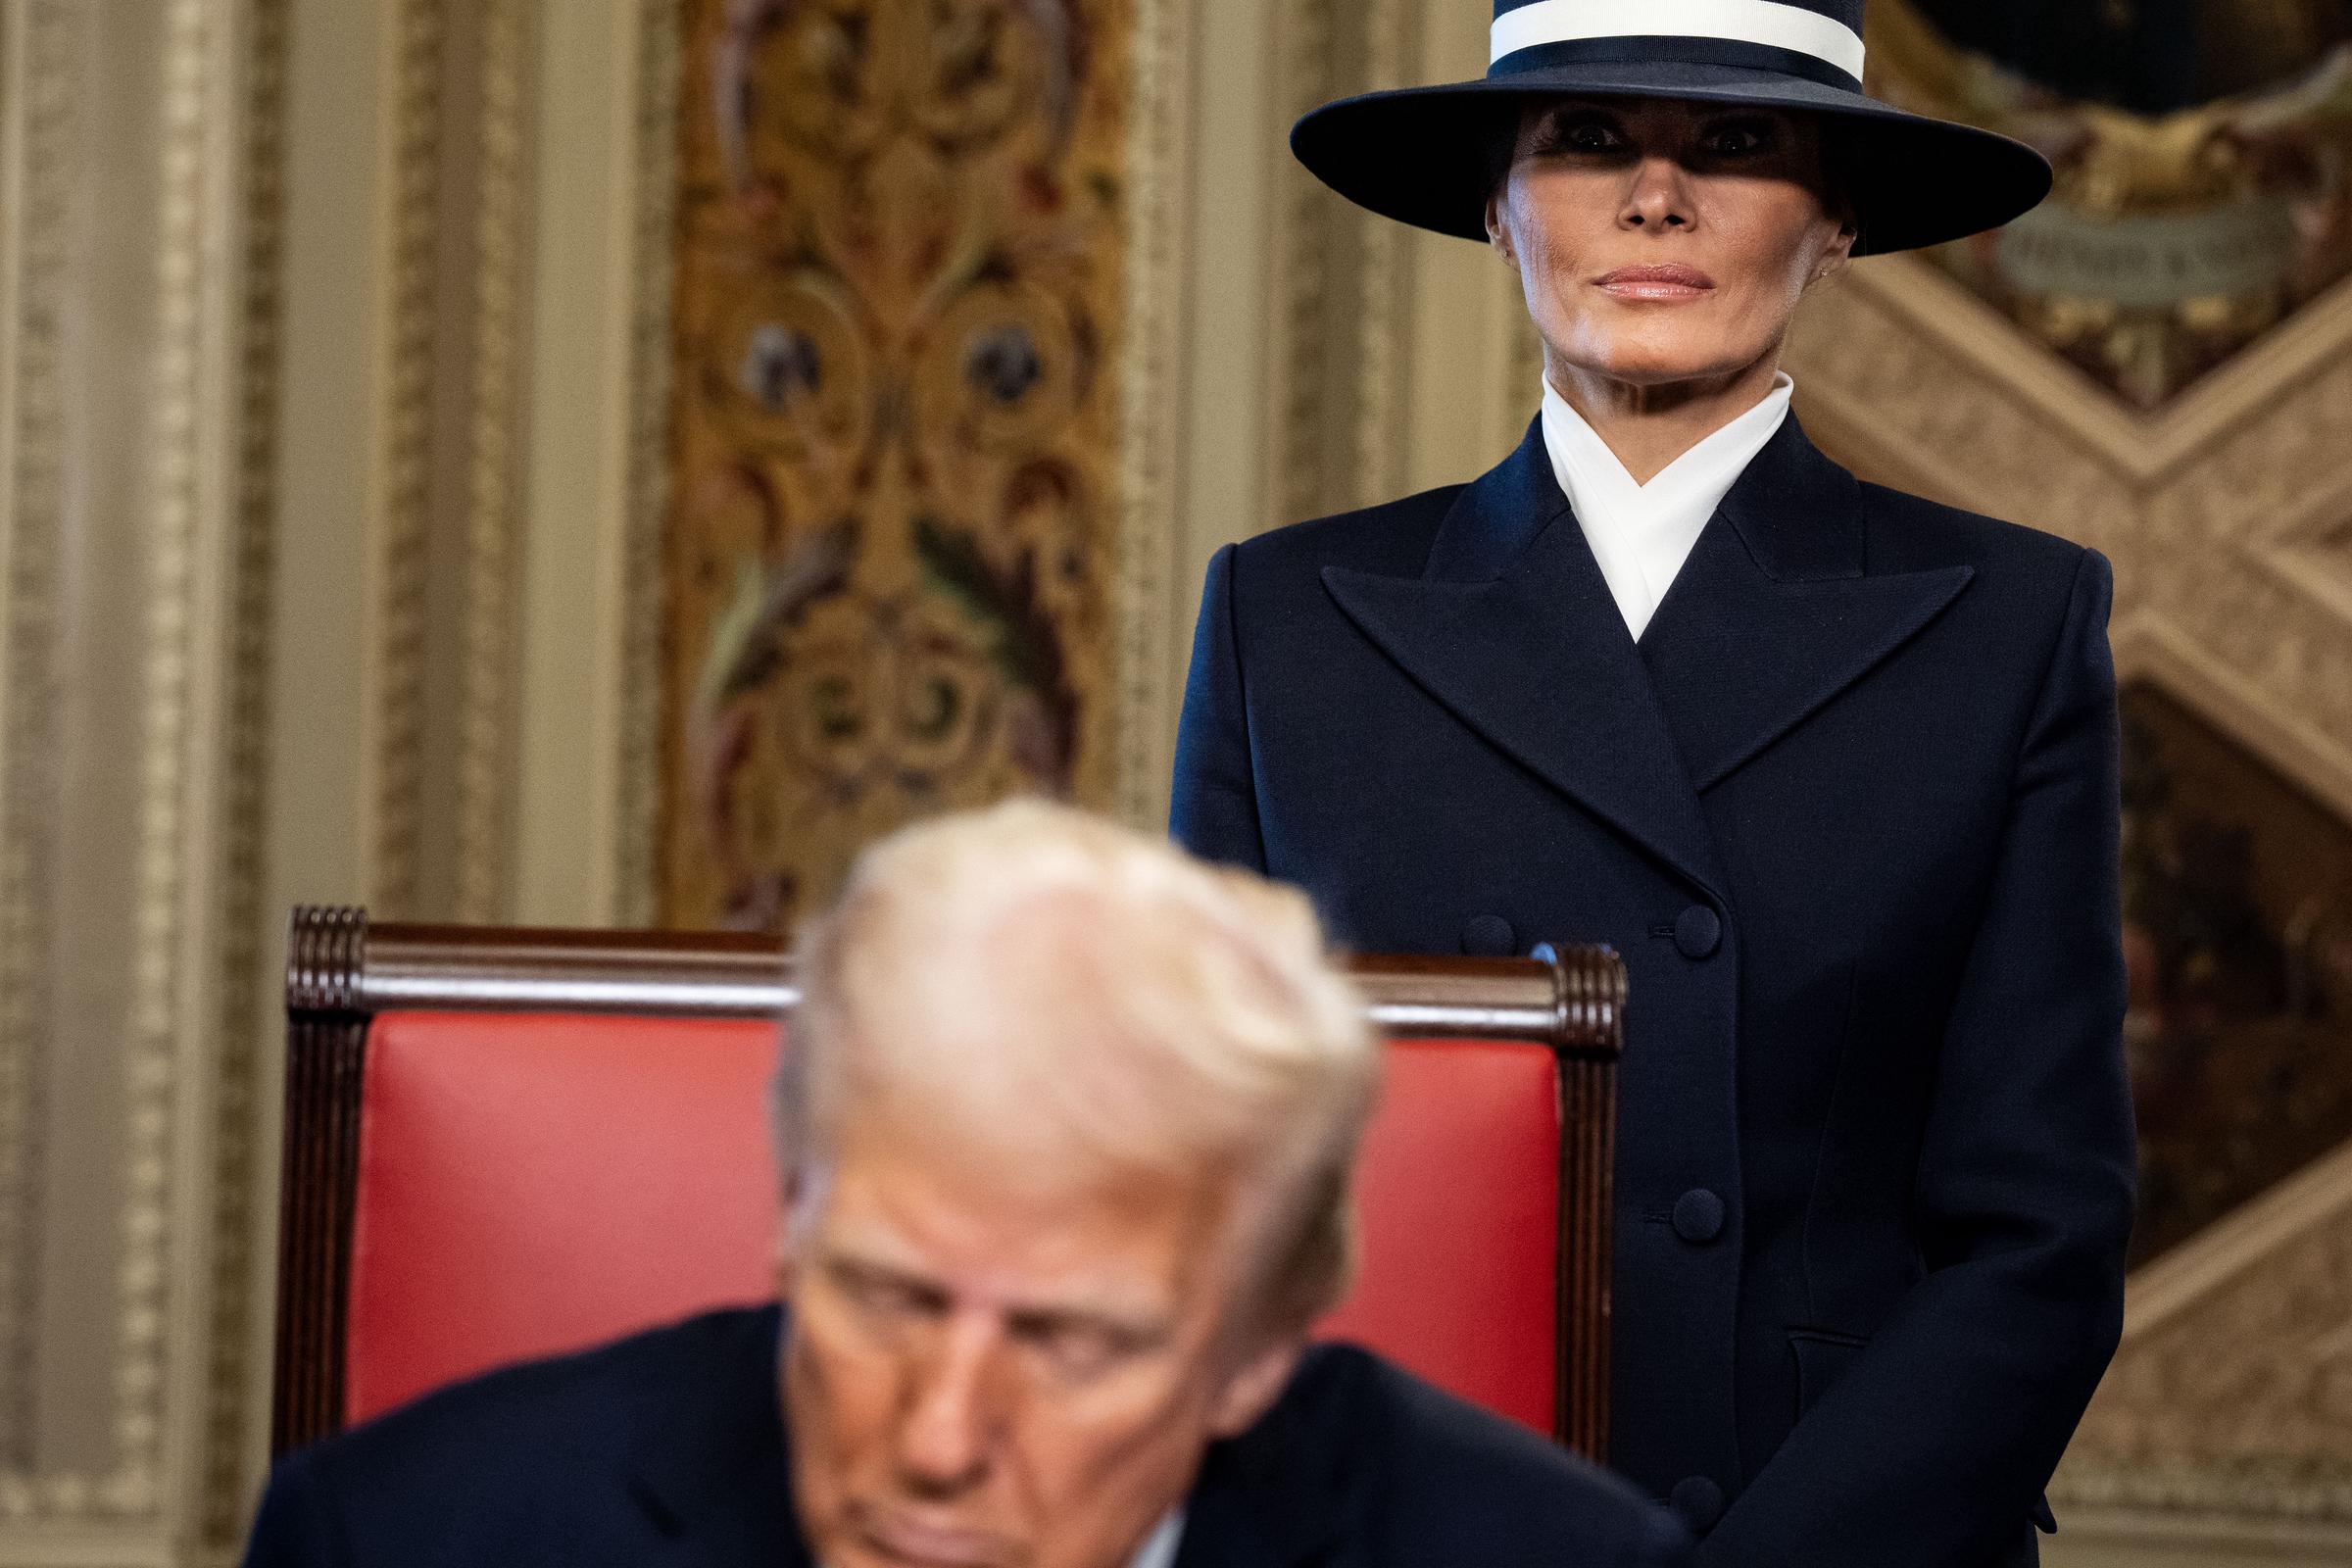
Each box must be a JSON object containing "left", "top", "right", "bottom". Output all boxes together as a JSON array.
[{"left": 1547, "top": 351, "right": 1787, "bottom": 485}]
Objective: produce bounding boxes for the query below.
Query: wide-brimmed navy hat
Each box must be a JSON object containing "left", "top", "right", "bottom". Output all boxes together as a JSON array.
[{"left": 1293, "top": 0, "right": 2052, "bottom": 255}]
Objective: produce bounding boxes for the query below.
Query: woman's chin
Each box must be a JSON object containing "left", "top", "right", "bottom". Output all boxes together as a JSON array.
[{"left": 1566, "top": 350, "right": 1764, "bottom": 390}]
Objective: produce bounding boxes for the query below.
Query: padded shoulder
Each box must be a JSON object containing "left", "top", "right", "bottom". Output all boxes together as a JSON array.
[
  {"left": 250, "top": 1306, "right": 784, "bottom": 1565},
  {"left": 1859, "top": 483, "right": 2087, "bottom": 577},
  {"left": 1232, "top": 483, "right": 1468, "bottom": 583},
  {"left": 316, "top": 1304, "right": 776, "bottom": 1476}
]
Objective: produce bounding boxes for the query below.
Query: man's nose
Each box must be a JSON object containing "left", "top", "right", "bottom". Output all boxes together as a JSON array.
[
  {"left": 1619, "top": 155, "right": 1693, "bottom": 231},
  {"left": 895, "top": 1316, "right": 1001, "bottom": 1495}
]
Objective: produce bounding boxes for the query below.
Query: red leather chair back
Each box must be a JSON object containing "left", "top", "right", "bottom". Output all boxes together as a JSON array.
[{"left": 342, "top": 1011, "right": 1560, "bottom": 1436}]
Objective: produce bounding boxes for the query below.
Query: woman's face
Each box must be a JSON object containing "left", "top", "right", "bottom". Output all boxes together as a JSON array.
[{"left": 1487, "top": 97, "right": 1855, "bottom": 392}]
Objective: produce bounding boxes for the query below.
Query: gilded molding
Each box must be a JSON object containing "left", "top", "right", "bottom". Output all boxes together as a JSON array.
[
  {"left": 98, "top": 0, "right": 225, "bottom": 1519},
  {"left": 1265, "top": 0, "right": 1338, "bottom": 531},
  {"left": 1111, "top": 0, "right": 1195, "bottom": 828},
  {"left": 611, "top": 0, "right": 681, "bottom": 928},
  {"left": 454, "top": 0, "right": 533, "bottom": 923},
  {"left": 1349, "top": 0, "right": 1414, "bottom": 512},
  {"left": 0, "top": 0, "right": 79, "bottom": 1496},
  {"left": 196, "top": 0, "right": 291, "bottom": 1543},
  {"left": 365, "top": 0, "right": 449, "bottom": 918}
]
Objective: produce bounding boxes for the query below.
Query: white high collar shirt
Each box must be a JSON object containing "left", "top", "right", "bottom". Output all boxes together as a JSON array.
[{"left": 1540, "top": 372, "right": 1795, "bottom": 642}]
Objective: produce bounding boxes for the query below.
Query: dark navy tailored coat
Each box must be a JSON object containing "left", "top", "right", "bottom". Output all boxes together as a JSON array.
[
  {"left": 241, "top": 1304, "right": 1690, "bottom": 1568},
  {"left": 1172, "top": 416, "right": 2137, "bottom": 1568}
]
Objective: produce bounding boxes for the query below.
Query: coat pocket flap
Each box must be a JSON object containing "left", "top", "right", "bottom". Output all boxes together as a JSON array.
[{"left": 1788, "top": 1327, "right": 1869, "bottom": 1415}]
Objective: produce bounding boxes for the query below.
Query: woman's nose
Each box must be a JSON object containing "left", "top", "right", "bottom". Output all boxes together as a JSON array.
[{"left": 1619, "top": 156, "right": 1693, "bottom": 231}]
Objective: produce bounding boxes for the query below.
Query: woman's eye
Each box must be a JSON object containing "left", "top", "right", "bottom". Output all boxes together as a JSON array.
[
  {"left": 1542, "top": 117, "right": 1620, "bottom": 153},
  {"left": 1706, "top": 124, "right": 1771, "bottom": 156}
]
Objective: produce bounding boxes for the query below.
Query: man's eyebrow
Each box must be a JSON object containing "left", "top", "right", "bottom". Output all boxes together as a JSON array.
[
  {"left": 820, "top": 1246, "right": 938, "bottom": 1289},
  {"left": 1004, "top": 1301, "right": 1171, "bottom": 1344}
]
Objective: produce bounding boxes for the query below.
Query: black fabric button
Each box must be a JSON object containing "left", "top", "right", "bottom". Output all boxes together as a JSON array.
[
  {"left": 1672, "top": 1188, "right": 1727, "bottom": 1244},
  {"left": 1670, "top": 1476, "right": 1727, "bottom": 1532},
  {"left": 1673, "top": 905, "right": 1723, "bottom": 959},
  {"left": 1460, "top": 915, "right": 1517, "bottom": 958}
]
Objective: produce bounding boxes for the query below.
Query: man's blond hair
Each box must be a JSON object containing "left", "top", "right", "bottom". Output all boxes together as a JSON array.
[{"left": 778, "top": 800, "right": 1378, "bottom": 1348}]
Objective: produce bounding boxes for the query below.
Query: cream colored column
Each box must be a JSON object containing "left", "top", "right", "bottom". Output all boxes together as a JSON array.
[
  {"left": 268, "top": 0, "right": 386, "bottom": 924},
  {"left": 509, "top": 0, "right": 652, "bottom": 925},
  {"left": 1122, "top": 0, "right": 1279, "bottom": 830},
  {"left": 1396, "top": 0, "right": 1539, "bottom": 497}
]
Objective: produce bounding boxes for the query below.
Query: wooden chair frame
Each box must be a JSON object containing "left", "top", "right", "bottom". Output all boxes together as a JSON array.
[{"left": 275, "top": 907, "right": 1624, "bottom": 1458}]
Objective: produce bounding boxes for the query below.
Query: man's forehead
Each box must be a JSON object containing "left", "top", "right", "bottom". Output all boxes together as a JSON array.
[{"left": 808, "top": 1149, "right": 1226, "bottom": 1320}]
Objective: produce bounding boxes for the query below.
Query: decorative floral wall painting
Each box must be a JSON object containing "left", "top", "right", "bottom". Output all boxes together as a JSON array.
[
  {"left": 2120, "top": 684, "right": 2352, "bottom": 1264},
  {"left": 1872, "top": 0, "right": 2352, "bottom": 409},
  {"left": 658, "top": 0, "right": 1131, "bottom": 930}
]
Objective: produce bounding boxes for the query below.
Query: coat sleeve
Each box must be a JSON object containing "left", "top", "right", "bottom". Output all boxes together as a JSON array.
[
  {"left": 1698, "top": 550, "right": 2136, "bottom": 1568},
  {"left": 1170, "top": 543, "right": 1269, "bottom": 872}
]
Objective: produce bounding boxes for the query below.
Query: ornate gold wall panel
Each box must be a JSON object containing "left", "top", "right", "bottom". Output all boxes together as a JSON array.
[{"left": 655, "top": 0, "right": 1170, "bottom": 930}]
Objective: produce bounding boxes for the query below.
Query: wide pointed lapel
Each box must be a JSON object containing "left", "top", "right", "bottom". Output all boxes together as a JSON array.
[
  {"left": 1639, "top": 418, "right": 1974, "bottom": 792},
  {"left": 1323, "top": 421, "right": 1731, "bottom": 903}
]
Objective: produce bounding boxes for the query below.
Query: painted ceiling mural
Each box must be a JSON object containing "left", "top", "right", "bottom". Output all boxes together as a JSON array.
[
  {"left": 659, "top": 0, "right": 1130, "bottom": 930},
  {"left": 1872, "top": 0, "right": 2352, "bottom": 408}
]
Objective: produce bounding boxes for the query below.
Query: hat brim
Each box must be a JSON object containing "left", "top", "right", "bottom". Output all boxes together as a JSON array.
[{"left": 1292, "top": 61, "right": 2051, "bottom": 257}]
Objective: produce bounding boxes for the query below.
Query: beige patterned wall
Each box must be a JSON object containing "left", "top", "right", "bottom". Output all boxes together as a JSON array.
[{"left": 0, "top": 0, "right": 287, "bottom": 1558}]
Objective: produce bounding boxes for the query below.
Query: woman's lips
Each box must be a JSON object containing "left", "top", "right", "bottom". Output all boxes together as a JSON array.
[{"left": 1594, "top": 265, "right": 1716, "bottom": 302}]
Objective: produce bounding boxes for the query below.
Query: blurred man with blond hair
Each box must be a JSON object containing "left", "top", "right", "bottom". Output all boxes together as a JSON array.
[{"left": 244, "top": 802, "right": 1684, "bottom": 1568}]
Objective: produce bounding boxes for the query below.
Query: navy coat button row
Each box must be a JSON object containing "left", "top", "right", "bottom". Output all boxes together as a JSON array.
[
  {"left": 1673, "top": 905, "right": 1722, "bottom": 959},
  {"left": 1463, "top": 913, "right": 1722, "bottom": 962},
  {"left": 1669, "top": 1475, "right": 1727, "bottom": 1532},
  {"left": 1672, "top": 1189, "right": 1726, "bottom": 1244}
]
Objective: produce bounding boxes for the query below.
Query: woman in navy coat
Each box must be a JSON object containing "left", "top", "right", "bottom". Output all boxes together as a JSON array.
[{"left": 1172, "top": 4, "right": 2135, "bottom": 1566}]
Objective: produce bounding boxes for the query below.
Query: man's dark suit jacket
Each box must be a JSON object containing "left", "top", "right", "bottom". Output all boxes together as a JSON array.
[
  {"left": 1171, "top": 417, "right": 2137, "bottom": 1568},
  {"left": 242, "top": 1304, "right": 1690, "bottom": 1568}
]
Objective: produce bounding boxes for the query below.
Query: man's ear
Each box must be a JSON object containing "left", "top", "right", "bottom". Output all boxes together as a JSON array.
[
  {"left": 1207, "top": 1337, "right": 1304, "bottom": 1440},
  {"left": 772, "top": 1219, "right": 797, "bottom": 1302},
  {"left": 773, "top": 1174, "right": 809, "bottom": 1300}
]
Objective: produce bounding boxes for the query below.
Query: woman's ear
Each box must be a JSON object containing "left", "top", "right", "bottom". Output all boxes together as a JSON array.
[
  {"left": 1810, "top": 219, "right": 1858, "bottom": 287},
  {"left": 1487, "top": 191, "right": 1519, "bottom": 271}
]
